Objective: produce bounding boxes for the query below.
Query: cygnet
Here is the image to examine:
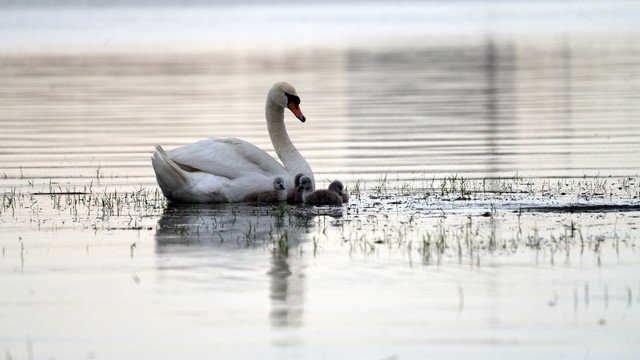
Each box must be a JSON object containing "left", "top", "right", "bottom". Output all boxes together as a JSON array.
[
  {"left": 298, "top": 176, "right": 343, "bottom": 205},
  {"left": 328, "top": 180, "right": 349, "bottom": 203},
  {"left": 243, "top": 177, "right": 287, "bottom": 203}
]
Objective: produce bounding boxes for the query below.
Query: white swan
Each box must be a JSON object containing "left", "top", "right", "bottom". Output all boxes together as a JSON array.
[{"left": 151, "top": 82, "right": 314, "bottom": 203}]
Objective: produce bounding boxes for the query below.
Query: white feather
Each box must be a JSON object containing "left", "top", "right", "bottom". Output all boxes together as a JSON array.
[{"left": 151, "top": 82, "right": 314, "bottom": 203}]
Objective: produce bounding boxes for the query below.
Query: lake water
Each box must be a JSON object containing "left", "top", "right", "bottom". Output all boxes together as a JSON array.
[{"left": 1, "top": 1, "right": 640, "bottom": 359}]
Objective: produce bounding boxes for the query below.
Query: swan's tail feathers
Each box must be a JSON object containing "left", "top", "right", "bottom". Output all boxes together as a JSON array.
[{"left": 152, "top": 146, "right": 188, "bottom": 198}]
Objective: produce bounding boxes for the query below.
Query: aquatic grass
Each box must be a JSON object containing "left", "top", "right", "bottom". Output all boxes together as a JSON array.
[
  {"left": 1, "top": 182, "right": 166, "bottom": 233},
  {"left": 351, "top": 179, "right": 363, "bottom": 200},
  {"left": 337, "top": 196, "right": 632, "bottom": 266},
  {"left": 2, "top": 174, "right": 638, "bottom": 266},
  {"left": 372, "top": 175, "right": 387, "bottom": 194}
]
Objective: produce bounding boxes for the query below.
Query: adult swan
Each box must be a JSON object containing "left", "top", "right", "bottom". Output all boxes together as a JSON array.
[{"left": 151, "top": 82, "right": 314, "bottom": 203}]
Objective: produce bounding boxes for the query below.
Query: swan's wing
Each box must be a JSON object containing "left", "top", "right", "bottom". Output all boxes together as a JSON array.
[{"left": 166, "top": 138, "right": 288, "bottom": 180}]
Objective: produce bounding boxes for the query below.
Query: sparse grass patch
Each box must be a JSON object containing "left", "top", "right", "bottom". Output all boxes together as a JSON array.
[{"left": 1, "top": 173, "right": 638, "bottom": 265}]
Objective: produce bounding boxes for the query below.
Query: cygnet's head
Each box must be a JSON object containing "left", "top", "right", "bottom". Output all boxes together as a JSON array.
[
  {"left": 298, "top": 175, "right": 314, "bottom": 192},
  {"left": 273, "top": 177, "right": 286, "bottom": 191},
  {"left": 269, "top": 82, "right": 305, "bottom": 122},
  {"left": 294, "top": 173, "right": 304, "bottom": 187},
  {"left": 328, "top": 180, "right": 344, "bottom": 195}
]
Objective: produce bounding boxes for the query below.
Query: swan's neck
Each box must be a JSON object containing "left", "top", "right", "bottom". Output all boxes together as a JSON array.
[
  {"left": 266, "top": 100, "right": 314, "bottom": 185},
  {"left": 302, "top": 187, "right": 312, "bottom": 202},
  {"left": 277, "top": 188, "right": 288, "bottom": 201}
]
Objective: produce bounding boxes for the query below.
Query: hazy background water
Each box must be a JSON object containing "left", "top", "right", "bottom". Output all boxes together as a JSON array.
[
  {"left": 1, "top": 1, "right": 640, "bottom": 188},
  {"left": 1, "top": 1, "right": 640, "bottom": 359}
]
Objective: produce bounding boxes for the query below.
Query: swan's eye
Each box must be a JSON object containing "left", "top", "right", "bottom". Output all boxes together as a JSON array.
[
  {"left": 285, "top": 92, "right": 301, "bottom": 110},
  {"left": 285, "top": 92, "right": 306, "bottom": 122}
]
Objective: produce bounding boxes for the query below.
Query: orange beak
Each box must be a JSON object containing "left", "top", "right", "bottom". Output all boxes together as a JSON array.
[{"left": 288, "top": 101, "right": 306, "bottom": 122}]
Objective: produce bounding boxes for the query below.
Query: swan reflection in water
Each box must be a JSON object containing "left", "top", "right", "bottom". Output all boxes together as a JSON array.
[{"left": 154, "top": 202, "right": 313, "bottom": 329}]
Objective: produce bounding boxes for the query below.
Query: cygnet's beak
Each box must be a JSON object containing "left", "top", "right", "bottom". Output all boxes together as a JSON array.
[
  {"left": 298, "top": 185, "right": 304, "bottom": 192},
  {"left": 279, "top": 184, "right": 286, "bottom": 190},
  {"left": 288, "top": 101, "right": 306, "bottom": 122}
]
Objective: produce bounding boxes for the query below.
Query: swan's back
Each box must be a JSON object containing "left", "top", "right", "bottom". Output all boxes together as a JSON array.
[
  {"left": 152, "top": 142, "right": 290, "bottom": 203},
  {"left": 168, "top": 138, "right": 289, "bottom": 182},
  {"left": 152, "top": 145, "right": 228, "bottom": 203}
]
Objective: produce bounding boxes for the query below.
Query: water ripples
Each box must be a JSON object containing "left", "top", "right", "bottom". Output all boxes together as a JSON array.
[{"left": 1, "top": 37, "right": 640, "bottom": 190}]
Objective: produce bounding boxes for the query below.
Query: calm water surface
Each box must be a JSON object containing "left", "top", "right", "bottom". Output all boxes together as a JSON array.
[
  {"left": 1, "top": 2, "right": 640, "bottom": 359},
  {"left": 1, "top": 39, "right": 640, "bottom": 185}
]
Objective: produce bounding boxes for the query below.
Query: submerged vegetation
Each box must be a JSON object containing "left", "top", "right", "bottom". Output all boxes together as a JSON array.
[{"left": 1, "top": 174, "right": 639, "bottom": 265}]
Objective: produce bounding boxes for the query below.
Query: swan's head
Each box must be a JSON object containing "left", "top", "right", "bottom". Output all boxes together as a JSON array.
[
  {"left": 328, "top": 180, "right": 344, "bottom": 196},
  {"left": 273, "top": 177, "right": 286, "bottom": 191},
  {"left": 270, "top": 82, "right": 306, "bottom": 122},
  {"left": 298, "top": 175, "right": 314, "bottom": 192}
]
